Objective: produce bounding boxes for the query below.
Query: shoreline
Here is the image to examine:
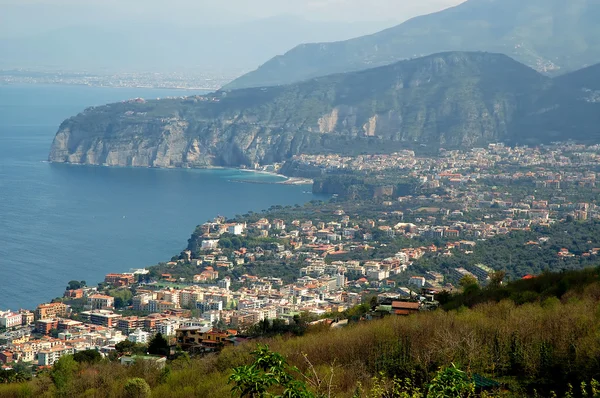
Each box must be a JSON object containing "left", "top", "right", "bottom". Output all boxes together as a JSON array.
[
  {"left": 48, "top": 160, "right": 314, "bottom": 185},
  {"left": 0, "top": 81, "right": 219, "bottom": 92}
]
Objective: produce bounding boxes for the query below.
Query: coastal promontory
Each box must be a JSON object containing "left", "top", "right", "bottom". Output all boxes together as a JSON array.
[{"left": 49, "top": 52, "right": 600, "bottom": 168}]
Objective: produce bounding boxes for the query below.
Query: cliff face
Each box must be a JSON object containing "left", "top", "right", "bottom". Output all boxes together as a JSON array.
[
  {"left": 49, "top": 103, "right": 319, "bottom": 168},
  {"left": 49, "top": 52, "right": 600, "bottom": 168}
]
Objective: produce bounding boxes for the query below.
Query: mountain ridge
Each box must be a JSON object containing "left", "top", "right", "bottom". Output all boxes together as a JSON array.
[
  {"left": 48, "top": 51, "right": 600, "bottom": 169},
  {"left": 225, "top": 0, "right": 600, "bottom": 90}
]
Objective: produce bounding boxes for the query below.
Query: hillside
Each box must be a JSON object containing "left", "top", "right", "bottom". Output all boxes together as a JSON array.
[
  {"left": 225, "top": 0, "right": 600, "bottom": 90},
  {"left": 555, "top": 63, "right": 600, "bottom": 91},
  {"left": 50, "top": 51, "right": 600, "bottom": 168},
  {"left": 3, "top": 268, "right": 600, "bottom": 397}
]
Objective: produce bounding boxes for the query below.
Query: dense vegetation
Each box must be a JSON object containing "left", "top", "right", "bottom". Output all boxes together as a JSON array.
[
  {"left": 226, "top": 0, "right": 600, "bottom": 89},
  {"left": 4, "top": 268, "right": 600, "bottom": 397},
  {"left": 414, "top": 220, "right": 600, "bottom": 280}
]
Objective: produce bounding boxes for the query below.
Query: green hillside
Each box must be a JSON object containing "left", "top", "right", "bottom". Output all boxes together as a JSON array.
[{"left": 4, "top": 268, "right": 600, "bottom": 397}]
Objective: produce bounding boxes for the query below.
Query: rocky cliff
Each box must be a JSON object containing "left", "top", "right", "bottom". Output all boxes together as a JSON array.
[{"left": 49, "top": 52, "right": 600, "bottom": 168}]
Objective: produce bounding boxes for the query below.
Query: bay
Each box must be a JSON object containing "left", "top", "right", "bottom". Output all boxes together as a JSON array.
[{"left": 0, "top": 84, "right": 324, "bottom": 310}]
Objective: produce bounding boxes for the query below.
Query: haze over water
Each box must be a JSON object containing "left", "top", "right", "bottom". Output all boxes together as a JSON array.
[{"left": 0, "top": 84, "right": 324, "bottom": 310}]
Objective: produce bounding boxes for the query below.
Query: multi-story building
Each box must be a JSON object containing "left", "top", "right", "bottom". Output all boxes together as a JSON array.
[
  {"left": 81, "top": 310, "right": 121, "bottom": 328},
  {"left": 156, "top": 320, "right": 180, "bottom": 337},
  {"left": 201, "top": 240, "right": 219, "bottom": 250},
  {"left": 218, "top": 277, "right": 231, "bottom": 291},
  {"left": 35, "top": 303, "right": 67, "bottom": 321},
  {"left": 132, "top": 293, "right": 152, "bottom": 311},
  {"left": 127, "top": 328, "right": 151, "bottom": 344},
  {"left": 104, "top": 273, "right": 135, "bottom": 287},
  {"left": 35, "top": 319, "right": 59, "bottom": 335},
  {"left": 196, "top": 301, "right": 223, "bottom": 313},
  {"left": 19, "top": 310, "right": 34, "bottom": 326},
  {"left": 452, "top": 267, "right": 477, "bottom": 281},
  {"left": 0, "top": 351, "right": 13, "bottom": 364},
  {"left": 0, "top": 311, "right": 22, "bottom": 329},
  {"left": 467, "top": 264, "right": 494, "bottom": 282},
  {"left": 408, "top": 276, "right": 426, "bottom": 289},
  {"left": 228, "top": 224, "right": 244, "bottom": 235},
  {"left": 118, "top": 317, "right": 143, "bottom": 334},
  {"left": 88, "top": 294, "right": 115, "bottom": 310},
  {"left": 147, "top": 300, "right": 176, "bottom": 313},
  {"left": 57, "top": 319, "right": 83, "bottom": 332},
  {"left": 38, "top": 345, "right": 74, "bottom": 366}
]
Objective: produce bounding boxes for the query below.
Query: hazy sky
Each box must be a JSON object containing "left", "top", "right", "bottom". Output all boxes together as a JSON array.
[{"left": 1, "top": 0, "right": 465, "bottom": 36}]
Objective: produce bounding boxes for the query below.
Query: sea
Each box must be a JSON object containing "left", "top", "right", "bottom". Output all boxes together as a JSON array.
[{"left": 0, "top": 84, "right": 324, "bottom": 310}]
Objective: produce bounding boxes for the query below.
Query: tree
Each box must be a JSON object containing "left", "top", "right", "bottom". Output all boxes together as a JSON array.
[
  {"left": 427, "top": 364, "right": 475, "bottom": 398},
  {"left": 124, "top": 378, "right": 151, "bottom": 398},
  {"left": 66, "top": 280, "right": 82, "bottom": 290},
  {"left": 459, "top": 275, "right": 479, "bottom": 293},
  {"left": 109, "top": 289, "right": 133, "bottom": 309},
  {"left": 229, "top": 345, "right": 313, "bottom": 398},
  {"left": 148, "top": 333, "right": 170, "bottom": 357},
  {"left": 489, "top": 271, "right": 506, "bottom": 288},
  {"left": 73, "top": 349, "right": 102, "bottom": 364},
  {"left": 115, "top": 339, "right": 136, "bottom": 354},
  {"left": 51, "top": 355, "right": 78, "bottom": 397}
]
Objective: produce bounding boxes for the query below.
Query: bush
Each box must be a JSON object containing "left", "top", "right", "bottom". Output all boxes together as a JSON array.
[{"left": 124, "top": 378, "right": 151, "bottom": 398}]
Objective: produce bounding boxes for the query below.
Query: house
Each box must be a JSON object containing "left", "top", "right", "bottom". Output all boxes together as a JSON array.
[
  {"left": 391, "top": 301, "right": 420, "bottom": 316},
  {"left": 104, "top": 273, "right": 135, "bottom": 287},
  {"left": 176, "top": 327, "right": 236, "bottom": 351}
]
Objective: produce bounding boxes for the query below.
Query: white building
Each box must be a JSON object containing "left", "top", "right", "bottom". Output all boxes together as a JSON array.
[
  {"left": 218, "top": 277, "right": 231, "bottom": 291},
  {"left": 38, "top": 345, "right": 74, "bottom": 366},
  {"left": 228, "top": 224, "right": 244, "bottom": 235},
  {"left": 196, "top": 301, "right": 223, "bottom": 313},
  {"left": 409, "top": 276, "right": 426, "bottom": 289},
  {"left": 0, "top": 311, "right": 22, "bottom": 329},
  {"left": 128, "top": 328, "right": 151, "bottom": 344},
  {"left": 336, "top": 273, "right": 346, "bottom": 288},
  {"left": 201, "top": 240, "right": 220, "bottom": 250},
  {"left": 87, "top": 294, "right": 115, "bottom": 310},
  {"left": 367, "top": 269, "right": 389, "bottom": 281},
  {"left": 157, "top": 321, "right": 180, "bottom": 337},
  {"left": 202, "top": 310, "right": 220, "bottom": 324}
]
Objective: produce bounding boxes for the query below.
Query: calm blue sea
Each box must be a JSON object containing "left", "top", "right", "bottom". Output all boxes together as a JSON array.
[{"left": 0, "top": 84, "right": 323, "bottom": 310}]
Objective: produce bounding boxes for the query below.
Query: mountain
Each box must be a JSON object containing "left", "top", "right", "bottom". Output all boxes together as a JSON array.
[
  {"left": 0, "top": 17, "right": 394, "bottom": 73},
  {"left": 555, "top": 63, "right": 600, "bottom": 91},
  {"left": 225, "top": 0, "right": 600, "bottom": 90},
  {"left": 48, "top": 51, "right": 600, "bottom": 168}
]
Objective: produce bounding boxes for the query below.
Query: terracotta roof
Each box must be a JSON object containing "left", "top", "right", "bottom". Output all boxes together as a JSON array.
[{"left": 392, "top": 301, "right": 420, "bottom": 310}]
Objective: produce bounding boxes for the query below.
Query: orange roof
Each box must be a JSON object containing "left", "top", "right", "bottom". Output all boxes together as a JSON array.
[{"left": 392, "top": 301, "right": 420, "bottom": 310}]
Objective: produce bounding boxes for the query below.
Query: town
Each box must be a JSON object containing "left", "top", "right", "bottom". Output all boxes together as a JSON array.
[
  {"left": 3, "top": 142, "right": 600, "bottom": 375},
  {"left": 0, "top": 69, "right": 240, "bottom": 91}
]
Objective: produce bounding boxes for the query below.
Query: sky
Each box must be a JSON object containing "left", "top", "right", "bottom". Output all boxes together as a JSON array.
[{"left": 0, "top": 0, "right": 465, "bottom": 36}]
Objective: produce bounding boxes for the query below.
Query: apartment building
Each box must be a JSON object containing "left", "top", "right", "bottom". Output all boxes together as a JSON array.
[{"left": 35, "top": 303, "right": 67, "bottom": 321}]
